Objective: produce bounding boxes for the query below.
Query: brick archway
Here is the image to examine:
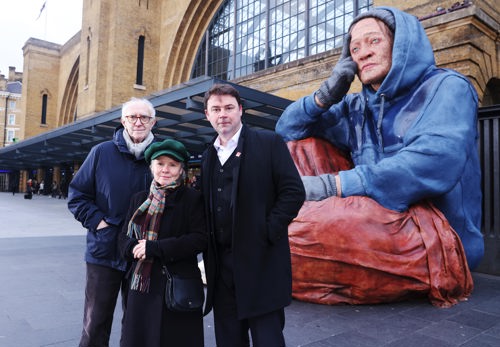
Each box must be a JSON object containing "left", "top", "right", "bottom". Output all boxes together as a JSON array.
[
  {"left": 483, "top": 78, "right": 500, "bottom": 106},
  {"left": 162, "top": 0, "right": 224, "bottom": 86},
  {"left": 60, "top": 58, "right": 79, "bottom": 126}
]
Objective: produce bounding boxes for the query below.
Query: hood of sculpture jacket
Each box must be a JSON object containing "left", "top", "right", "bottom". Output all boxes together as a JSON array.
[{"left": 361, "top": 7, "right": 436, "bottom": 102}]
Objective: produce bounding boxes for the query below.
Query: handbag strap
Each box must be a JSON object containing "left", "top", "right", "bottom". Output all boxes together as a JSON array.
[{"left": 161, "top": 265, "right": 172, "bottom": 279}]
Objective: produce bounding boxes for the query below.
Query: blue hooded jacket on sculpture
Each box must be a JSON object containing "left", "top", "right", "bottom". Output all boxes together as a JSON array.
[{"left": 276, "top": 7, "right": 484, "bottom": 269}]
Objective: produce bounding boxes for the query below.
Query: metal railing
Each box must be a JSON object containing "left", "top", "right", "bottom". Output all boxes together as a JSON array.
[
  {"left": 478, "top": 104, "right": 500, "bottom": 274},
  {"left": 479, "top": 105, "right": 500, "bottom": 237}
]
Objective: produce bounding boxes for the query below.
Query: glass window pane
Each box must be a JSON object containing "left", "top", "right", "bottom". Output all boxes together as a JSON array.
[{"left": 191, "top": 0, "right": 373, "bottom": 80}]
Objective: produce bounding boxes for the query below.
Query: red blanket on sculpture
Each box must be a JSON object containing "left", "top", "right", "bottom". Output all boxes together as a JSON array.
[{"left": 287, "top": 138, "right": 473, "bottom": 307}]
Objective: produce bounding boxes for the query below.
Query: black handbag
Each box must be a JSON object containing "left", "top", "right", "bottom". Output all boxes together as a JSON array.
[{"left": 163, "top": 265, "right": 204, "bottom": 312}]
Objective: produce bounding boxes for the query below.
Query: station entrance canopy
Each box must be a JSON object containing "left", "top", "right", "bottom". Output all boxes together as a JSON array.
[{"left": 0, "top": 77, "right": 292, "bottom": 171}]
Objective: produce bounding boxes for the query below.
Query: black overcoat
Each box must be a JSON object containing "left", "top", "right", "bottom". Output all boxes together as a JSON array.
[
  {"left": 202, "top": 125, "right": 305, "bottom": 319},
  {"left": 118, "top": 185, "right": 207, "bottom": 347}
]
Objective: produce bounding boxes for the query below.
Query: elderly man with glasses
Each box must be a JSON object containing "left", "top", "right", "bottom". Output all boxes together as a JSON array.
[{"left": 68, "top": 97, "right": 157, "bottom": 347}]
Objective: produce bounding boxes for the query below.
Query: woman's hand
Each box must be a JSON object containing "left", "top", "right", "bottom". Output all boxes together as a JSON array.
[{"left": 132, "top": 239, "right": 147, "bottom": 260}]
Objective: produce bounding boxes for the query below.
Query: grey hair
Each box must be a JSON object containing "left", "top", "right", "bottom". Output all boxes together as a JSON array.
[{"left": 121, "top": 97, "right": 156, "bottom": 119}]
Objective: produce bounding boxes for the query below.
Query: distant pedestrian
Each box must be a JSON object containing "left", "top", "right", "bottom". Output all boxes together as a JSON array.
[
  {"left": 59, "top": 178, "right": 68, "bottom": 199},
  {"left": 25, "top": 179, "right": 33, "bottom": 199},
  {"left": 51, "top": 181, "right": 58, "bottom": 198}
]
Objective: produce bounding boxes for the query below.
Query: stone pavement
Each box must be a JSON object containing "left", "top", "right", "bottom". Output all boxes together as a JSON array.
[{"left": 0, "top": 192, "right": 499, "bottom": 347}]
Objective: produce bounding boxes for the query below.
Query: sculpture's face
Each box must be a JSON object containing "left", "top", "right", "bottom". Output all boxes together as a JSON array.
[{"left": 349, "top": 17, "right": 393, "bottom": 91}]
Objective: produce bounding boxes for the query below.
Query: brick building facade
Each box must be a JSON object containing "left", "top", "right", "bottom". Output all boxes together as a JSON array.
[
  {"left": 3, "top": 0, "right": 499, "bottom": 187},
  {"left": 19, "top": 0, "right": 499, "bottom": 134}
]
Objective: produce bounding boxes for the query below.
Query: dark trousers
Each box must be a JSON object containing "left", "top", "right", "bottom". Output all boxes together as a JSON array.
[
  {"left": 79, "top": 263, "right": 127, "bottom": 347},
  {"left": 213, "top": 251, "right": 286, "bottom": 347}
]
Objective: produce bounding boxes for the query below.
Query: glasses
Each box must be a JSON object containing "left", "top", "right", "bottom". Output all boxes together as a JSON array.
[{"left": 124, "top": 114, "right": 154, "bottom": 124}]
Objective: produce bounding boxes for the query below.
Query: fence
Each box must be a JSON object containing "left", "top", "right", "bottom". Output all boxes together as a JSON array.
[{"left": 478, "top": 104, "right": 500, "bottom": 275}]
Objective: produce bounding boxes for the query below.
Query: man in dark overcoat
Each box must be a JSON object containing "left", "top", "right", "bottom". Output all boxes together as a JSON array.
[{"left": 201, "top": 83, "right": 305, "bottom": 347}]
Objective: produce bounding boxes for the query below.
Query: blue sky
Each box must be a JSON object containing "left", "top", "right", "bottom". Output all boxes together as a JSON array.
[{"left": 1, "top": 0, "right": 83, "bottom": 76}]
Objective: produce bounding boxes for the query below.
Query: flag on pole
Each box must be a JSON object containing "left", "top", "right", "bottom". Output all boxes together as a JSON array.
[{"left": 36, "top": 1, "right": 47, "bottom": 20}]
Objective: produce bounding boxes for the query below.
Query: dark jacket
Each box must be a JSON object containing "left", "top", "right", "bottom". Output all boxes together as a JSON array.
[
  {"left": 118, "top": 186, "right": 207, "bottom": 347},
  {"left": 67, "top": 127, "right": 153, "bottom": 271},
  {"left": 202, "top": 125, "right": 305, "bottom": 319},
  {"left": 276, "top": 7, "right": 483, "bottom": 269}
]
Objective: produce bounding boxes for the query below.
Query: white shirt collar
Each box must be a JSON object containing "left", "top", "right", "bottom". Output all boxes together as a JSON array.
[{"left": 213, "top": 125, "right": 243, "bottom": 165}]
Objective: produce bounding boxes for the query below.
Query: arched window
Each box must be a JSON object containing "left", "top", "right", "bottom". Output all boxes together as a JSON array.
[{"left": 191, "top": 0, "right": 372, "bottom": 80}]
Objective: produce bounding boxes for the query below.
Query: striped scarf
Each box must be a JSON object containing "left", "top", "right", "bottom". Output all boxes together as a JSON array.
[{"left": 127, "top": 179, "right": 179, "bottom": 293}]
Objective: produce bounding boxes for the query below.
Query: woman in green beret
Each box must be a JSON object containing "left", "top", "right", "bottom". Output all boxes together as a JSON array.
[{"left": 118, "top": 139, "right": 207, "bottom": 347}]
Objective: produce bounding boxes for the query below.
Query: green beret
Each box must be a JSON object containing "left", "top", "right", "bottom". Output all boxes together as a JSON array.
[{"left": 145, "top": 139, "right": 190, "bottom": 163}]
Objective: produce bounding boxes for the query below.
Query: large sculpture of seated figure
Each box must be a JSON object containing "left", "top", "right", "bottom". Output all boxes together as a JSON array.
[
  {"left": 285, "top": 138, "right": 472, "bottom": 307},
  {"left": 276, "top": 7, "right": 484, "bottom": 307}
]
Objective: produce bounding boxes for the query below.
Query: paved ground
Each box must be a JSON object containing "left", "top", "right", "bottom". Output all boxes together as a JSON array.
[{"left": 0, "top": 192, "right": 499, "bottom": 347}]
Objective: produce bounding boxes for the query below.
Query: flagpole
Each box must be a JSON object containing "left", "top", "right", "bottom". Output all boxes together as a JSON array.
[
  {"left": 36, "top": 1, "right": 48, "bottom": 39},
  {"left": 44, "top": 1, "right": 48, "bottom": 40}
]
